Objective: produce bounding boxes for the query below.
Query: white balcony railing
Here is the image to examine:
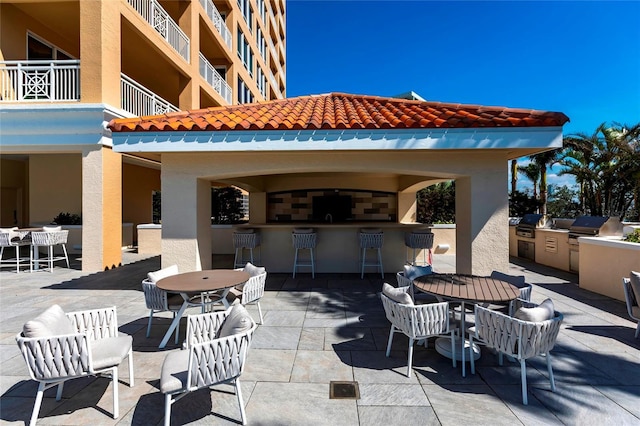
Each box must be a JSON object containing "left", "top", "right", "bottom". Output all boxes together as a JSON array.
[
  {"left": 127, "top": 0, "right": 190, "bottom": 62},
  {"left": 199, "top": 53, "right": 232, "bottom": 104},
  {"left": 0, "top": 60, "right": 80, "bottom": 102},
  {"left": 201, "top": 0, "right": 232, "bottom": 50},
  {"left": 120, "top": 73, "right": 179, "bottom": 116}
]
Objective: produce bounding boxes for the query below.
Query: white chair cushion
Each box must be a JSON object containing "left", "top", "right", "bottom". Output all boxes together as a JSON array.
[
  {"left": 217, "top": 305, "right": 254, "bottom": 338},
  {"left": 43, "top": 225, "right": 62, "bottom": 232},
  {"left": 629, "top": 271, "right": 640, "bottom": 306},
  {"left": 23, "top": 304, "right": 75, "bottom": 338},
  {"left": 382, "top": 283, "right": 414, "bottom": 306},
  {"left": 361, "top": 228, "right": 382, "bottom": 233},
  {"left": 244, "top": 262, "right": 266, "bottom": 277},
  {"left": 293, "top": 228, "right": 314, "bottom": 233},
  {"left": 160, "top": 349, "right": 189, "bottom": 393},
  {"left": 234, "top": 228, "right": 255, "bottom": 233},
  {"left": 403, "top": 264, "right": 433, "bottom": 281},
  {"left": 514, "top": 298, "right": 555, "bottom": 322},
  {"left": 90, "top": 335, "right": 133, "bottom": 370},
  {"left": 147, "top": 265, "right": 179, "bottom": 283}
]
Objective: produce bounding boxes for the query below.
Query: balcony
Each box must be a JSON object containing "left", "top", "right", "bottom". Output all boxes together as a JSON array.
[
  {"left": 199, "top": 53, "right": 232, "bottom": 104},
  {"left": 120, "top": 74, "right": 179, "bottom": 117},
  {"left": 200, "top": 0, "right": 232, "bottom": 50},
  {"left": 127, "top": 0, "right": 190, "bottom": 62},
  {"left": 0, "top": 60, "right": 80, "bottom": 102}
]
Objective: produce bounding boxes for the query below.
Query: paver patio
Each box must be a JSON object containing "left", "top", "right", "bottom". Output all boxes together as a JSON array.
[{"left": 1, "top": 251, "right": 639, "bottom": 425}]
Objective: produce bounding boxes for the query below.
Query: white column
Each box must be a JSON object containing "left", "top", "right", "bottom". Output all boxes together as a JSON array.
[
  {"left": 455, "top": 169, "right": 509, "bottom": 275},
  {"left": 161, "top": 159, "right": 211, "bottom": 272}
]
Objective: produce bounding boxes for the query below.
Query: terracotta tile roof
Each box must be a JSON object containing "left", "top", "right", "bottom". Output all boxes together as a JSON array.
[{"left": 108, "top": 92, "right": 569, "bottom": 132}]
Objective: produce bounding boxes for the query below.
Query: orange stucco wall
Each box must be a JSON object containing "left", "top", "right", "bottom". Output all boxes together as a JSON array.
[
  {"left": 29, "top": 154, "right": 82, "bottom": 225},
  {"left": 123, "top": 163, "right": 160, "bottom": 244},
  {"left": 102, "top": 147, "right": 122, "bottom": 268}
]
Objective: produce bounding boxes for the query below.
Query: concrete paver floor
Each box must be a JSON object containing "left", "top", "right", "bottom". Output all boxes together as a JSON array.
[{"left": 1, "top": 251, "right": 639, "bottom": 425}]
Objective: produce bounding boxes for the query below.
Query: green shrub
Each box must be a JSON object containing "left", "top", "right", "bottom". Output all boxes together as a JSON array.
[
  {"left": 625, "top": 229, "right": 640, "bottom": 243},
  {"left": 52, "top": 212, "right": 82, "bottom": 225}
]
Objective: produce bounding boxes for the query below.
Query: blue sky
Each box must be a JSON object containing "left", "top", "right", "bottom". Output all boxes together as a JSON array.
[{"left": 285, "top": 1, "right": 640, "bottom": 191}]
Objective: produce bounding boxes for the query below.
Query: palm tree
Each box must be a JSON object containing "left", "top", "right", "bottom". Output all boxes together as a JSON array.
[
  {"left": 517, "top": 163, "right": 541, "bottom": 200},
  {"left": 560, "top": 122, "right": 640, "bottom": 218},
  {"left": 510, "top": 159, "right": 518, "bottom": 194},
  {"left": 529, "top": 149, "right": 562, "bottom": 215}
]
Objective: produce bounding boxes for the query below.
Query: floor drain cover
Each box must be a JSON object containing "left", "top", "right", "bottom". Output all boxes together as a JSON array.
[{"left": 330, "top": 381, "right": 360, "bottom": 399}]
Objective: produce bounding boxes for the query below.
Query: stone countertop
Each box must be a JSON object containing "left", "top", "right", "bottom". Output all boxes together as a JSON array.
[{"left": 235, "top": 222, "right": 433, "bottom": 229}]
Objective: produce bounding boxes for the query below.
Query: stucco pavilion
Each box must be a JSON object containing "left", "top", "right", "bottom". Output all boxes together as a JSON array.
[{"left": 109, "top": 92, "right": 569, "bottom": 275}]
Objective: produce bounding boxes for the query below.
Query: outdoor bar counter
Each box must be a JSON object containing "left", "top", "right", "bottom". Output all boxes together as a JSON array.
[{"left": 234, "top": 223, "right": 435, "bottom": 274}]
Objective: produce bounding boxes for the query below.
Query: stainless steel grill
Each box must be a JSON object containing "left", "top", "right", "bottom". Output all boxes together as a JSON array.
[
  {"left": 568, "top": 216, "right": 623, "bottom": 245},
  {"left": 515, "top": 214, "right": 551, "bottom": 239}
]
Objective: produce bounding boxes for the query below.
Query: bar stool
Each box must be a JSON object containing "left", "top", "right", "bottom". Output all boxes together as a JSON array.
[
  {"left": 404, "top": 230, "right": 434, "bottom": 266},
  {"left": 233, "top": 229, "right": 260, "bottom": 269},
  {"left": 359, "top": 228, "right": 384, "bottom": 279},
  {"left": 292, "top": 228, "right": 317, "bottom": 278}
]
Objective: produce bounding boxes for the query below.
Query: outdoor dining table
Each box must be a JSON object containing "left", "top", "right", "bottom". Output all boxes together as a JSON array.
[
  {"left": 156, "top": 269, "right": 250, "bottom": 349},
  {"left": 412, "top": 273, "right": 520, "bottom": 376}
]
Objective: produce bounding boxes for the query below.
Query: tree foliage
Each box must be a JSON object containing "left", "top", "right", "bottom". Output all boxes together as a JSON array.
[
  {"left": 546, "top": 184, "right": 582, "bottom": 218},
  {"left": 509, "top": 190, "right": 542, "bottom": 217},
  {"left": 211, "top": 187, "right": 245, "bottom": 224},
  {"left": 559, "top": 122, "right": 640, "bottom": 220},
  {"left": 416, "top": 181, "right": 455, "bottom": 224}
]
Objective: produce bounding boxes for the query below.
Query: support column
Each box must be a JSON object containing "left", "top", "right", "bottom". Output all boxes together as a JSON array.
[
  {"left": 178, "top": 0, "right": 199, "bottom": 110},
  {"left": 455, "top": 169, "right": 509, "bottom": 275},
  {"left": 162, "top": 159, "right": 211, "bottom": 272},
  {"left": 79, "top": 0, "right": 121, "bottom": 105},
  {"left": 82, "top": 146, "right": 122, "bottom": 271},
  {"left": 398, "top": 191, "right": 417, "bottom": 223}
]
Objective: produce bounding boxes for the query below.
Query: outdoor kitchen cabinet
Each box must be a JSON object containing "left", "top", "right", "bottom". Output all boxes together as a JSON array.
[{"left": 534, "top": 229, "right": 571, "bottom": 272}]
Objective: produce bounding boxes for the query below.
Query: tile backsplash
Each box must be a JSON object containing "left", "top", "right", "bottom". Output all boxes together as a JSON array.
[{"left": 268, "top": 189, "right": 397, "bottom": 222}]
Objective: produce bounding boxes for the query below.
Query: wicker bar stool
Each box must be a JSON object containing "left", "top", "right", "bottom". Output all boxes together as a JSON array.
[
  {"left": 292, "top": 228, "right": 317, "bottom": 278},
  {"left": 359, "top": 228, "right": 384, "bottom": 279},
  {"left": 232, "top": 230, "right": 260, "bottom": 269},
  {"left": 404, "top": 231, "right": 434, "bottom": 266}
]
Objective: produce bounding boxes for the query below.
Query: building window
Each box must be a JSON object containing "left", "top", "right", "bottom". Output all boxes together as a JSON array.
[
  {"left": 237, "top": 0, "right": 253, "bottom": 33},
  {"left": 236, "top": 30, "right": 254, "bottom": 77},
  {"left": 27, "top": 33, "right": 73, "bottom": 60},
  {"left": 257, "top": 0, "right": 266, "bottom": 25},
  {"left": 256, "top": 67, "right": 267, "bottom": 99},
  {"left": 237, "top": 77, "right": 254, "bottom": 104},
  {"left": 257, "top": 28, "right": 267, "bottom": 62}
]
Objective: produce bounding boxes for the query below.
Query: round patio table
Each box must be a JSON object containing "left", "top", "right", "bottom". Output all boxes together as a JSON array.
[
  {"left": 156, "top": 269, "right": 250, "bottom": 348},
  {"left": 413, "top": 273, "right": 520, "bottom": 376}
]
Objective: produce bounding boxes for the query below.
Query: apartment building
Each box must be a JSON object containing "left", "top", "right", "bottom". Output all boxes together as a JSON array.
[{"left": 0, "top": 0, "right": 286, "bottom": 271}]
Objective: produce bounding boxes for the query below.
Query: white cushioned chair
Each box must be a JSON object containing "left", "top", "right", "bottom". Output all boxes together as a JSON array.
[
  {"left": 16, "top": 304, "right": 134, "bottom": 425},
  {"left": 231, "top": 262, "right": 267, "bottom": 324},
  {"left": 380, "top": 283, "right": 456, "bottom": 377},
  {"left": 160, "top": 305, "right": 257, "bottom": 426},
  {"left": 470, "top": 300, "right": 563, "bottom": 404},
  {"left": 0, "top": 229, "right": 30, "bottom": 273},
  {"left": 142, "top": 265, "right": 184, "bottom": 343},
  {"left": 622, "top": 273, "right": 640, "bottom": 338},
  {"left": 29, "top": 230, "right": 70, "bottom": 272}
]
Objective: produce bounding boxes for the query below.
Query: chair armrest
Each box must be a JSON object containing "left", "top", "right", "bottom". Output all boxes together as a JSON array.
[
  {"left": 142, "top": 278, "right": 170, "bottom": 310},
  {"left": 242, "top": 272, "right": 266, "bottom": 304},
  {"left": 66, "top": 306, "right": 118, "bottom": 340},
  {"left": 16, "top": 333, "right": 90, "bottom": 381}
]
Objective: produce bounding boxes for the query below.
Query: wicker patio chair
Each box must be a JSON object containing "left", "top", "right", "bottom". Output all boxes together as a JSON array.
[
  {"left": 160, "top": 305, "right": 257, "bottom": 425},
  {"left": 16, "top": 305, "right": 134, "bottom": 425},
  {"left": 29, "top": 230, "right": 69, "bottom": 272},
  {"left": 142, "top": 264, "right": 184, "bottom": 343},
  {"left": 381, "top": 283, "right": 456, "bottom": 377},
  {"left": 470, "top": 301, "right": 563, "bottom": 404}
]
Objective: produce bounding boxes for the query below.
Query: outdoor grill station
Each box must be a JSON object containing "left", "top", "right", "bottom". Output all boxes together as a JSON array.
[{"left": 510, "top": 214, "right": 625, "bottom": 273}]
